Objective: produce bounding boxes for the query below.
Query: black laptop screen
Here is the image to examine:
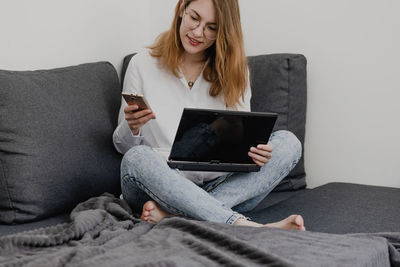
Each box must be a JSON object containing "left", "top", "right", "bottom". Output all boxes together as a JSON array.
[{"left": 169, "top": 109, "right": 277, "bottom": 164}]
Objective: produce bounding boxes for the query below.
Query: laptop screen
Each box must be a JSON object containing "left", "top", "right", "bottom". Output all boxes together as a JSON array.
[{"left": 169, "top": 108, "right": 277, "bottom": 164}]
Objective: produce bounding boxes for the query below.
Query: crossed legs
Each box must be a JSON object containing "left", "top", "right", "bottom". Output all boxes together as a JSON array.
[{"left": 121, "top": 130, "right": 305, "bottom": 230}]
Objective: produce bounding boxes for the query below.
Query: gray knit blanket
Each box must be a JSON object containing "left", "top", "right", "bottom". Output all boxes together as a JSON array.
[{"left": 0, "top": 194, "right": 399, "bottom": 267}]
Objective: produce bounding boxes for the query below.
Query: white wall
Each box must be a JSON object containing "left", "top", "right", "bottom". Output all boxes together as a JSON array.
[
  {"left": 0, "top": 0, "right": 175, "bottom": 73},
  {"left": 1, "top": 0, "right": 399, "bottom": 188},
  {"left": 239, "top": 0, "right": 400, "bottom": 189}
]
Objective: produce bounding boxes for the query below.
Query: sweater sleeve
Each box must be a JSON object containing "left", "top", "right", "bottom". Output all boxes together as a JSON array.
[{"left": 112, "top": 56, "right": 145, "bottom": 154}]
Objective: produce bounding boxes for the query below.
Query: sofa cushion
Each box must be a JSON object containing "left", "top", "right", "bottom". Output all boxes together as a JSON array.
[
  {"left": 248, "top": 54, "right": 307, "bottom": 191},
  {"left": 0, "top": 62, "right": 122, "bottom": 224}
]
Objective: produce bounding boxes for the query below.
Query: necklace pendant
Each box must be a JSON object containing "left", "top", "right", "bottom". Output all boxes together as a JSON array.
[{"left": 188, "top": 81, "right": 194, "bottom": 88}]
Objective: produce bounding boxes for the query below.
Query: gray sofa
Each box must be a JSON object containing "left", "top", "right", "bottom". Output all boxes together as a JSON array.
[
  {"left": 1, "top": 53, "right": 400, "bottom": 234},
  {"left": 0, "top": 54, "right": 399, "bottom": 265}
]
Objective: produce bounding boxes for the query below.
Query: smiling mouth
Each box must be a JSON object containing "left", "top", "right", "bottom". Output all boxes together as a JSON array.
[{"left": 187, "top": 35, "right": 202, "bottom": 46}]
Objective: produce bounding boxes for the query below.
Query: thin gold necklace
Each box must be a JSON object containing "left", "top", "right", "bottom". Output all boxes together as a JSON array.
[{"left": 181, "top": 61, "right": 206, "bottom": 89}]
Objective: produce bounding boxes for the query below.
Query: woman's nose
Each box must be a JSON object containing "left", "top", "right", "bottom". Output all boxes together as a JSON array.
[{"left": 191, "top": 24, "right": 205, "bottom": 38}]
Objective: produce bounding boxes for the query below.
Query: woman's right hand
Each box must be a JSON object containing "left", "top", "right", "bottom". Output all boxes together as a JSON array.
[{"left": 124, "top": 105, "right": 156, "bottom": 135}]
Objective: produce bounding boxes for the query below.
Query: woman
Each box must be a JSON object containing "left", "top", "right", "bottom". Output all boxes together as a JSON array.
[{"left": 113, "top": 0, "right": 305, "bottom": 230}]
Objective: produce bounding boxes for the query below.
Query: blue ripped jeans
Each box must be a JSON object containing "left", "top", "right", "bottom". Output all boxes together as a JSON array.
[{"left": 121, "top": 130, "right": 302, "bottom": 225}]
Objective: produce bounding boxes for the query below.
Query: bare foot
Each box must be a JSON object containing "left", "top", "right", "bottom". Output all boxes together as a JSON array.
[
  {"left": 265, "top": 215, "right": 306, "bottom": 231},
  {"left": 234, "top": 215, "right": 306, "bottom": 231},
  {"left": 141, "top": 201, "right": 171, "bottom": 224}
]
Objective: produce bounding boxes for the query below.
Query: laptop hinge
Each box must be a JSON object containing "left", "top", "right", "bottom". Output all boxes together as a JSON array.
[{"left": 210, "top": 160, "right": 220, "bottom": 164}]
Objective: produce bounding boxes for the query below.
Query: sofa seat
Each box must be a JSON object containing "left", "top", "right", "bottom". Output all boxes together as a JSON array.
[
  {"left": 246, "top": 182, "right": 400, "bottom": 234},
  {"left": 2, "top": 182, "right": 399, "bottom": 237},
  {"left": 0, "top": 213, "right": 70, "bottom": 237}
]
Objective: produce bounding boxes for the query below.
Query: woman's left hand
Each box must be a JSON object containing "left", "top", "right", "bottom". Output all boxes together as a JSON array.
[{"left": 248, "top": 144, "right": 273, "bottom": 167}]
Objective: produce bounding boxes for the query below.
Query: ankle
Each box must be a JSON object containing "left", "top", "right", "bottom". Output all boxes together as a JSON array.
[
  {"left": 233, "top": 217, "right": 247, "bottom": 226},
  {"left": 233, "top": 217, "right": 263, "bottom": 227}
]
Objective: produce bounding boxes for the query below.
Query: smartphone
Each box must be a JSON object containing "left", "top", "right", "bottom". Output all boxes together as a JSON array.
[{"left": 122, "top": 92, "right": 151, "bottom": 111}]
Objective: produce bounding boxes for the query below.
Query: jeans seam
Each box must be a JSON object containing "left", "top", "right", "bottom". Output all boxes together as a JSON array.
[
  {"left": 226, "top": 213, "right": 237, "bottom": 225},
  {"left": 124, "top": 174, "right": 190, "bottom": 218},
  {"left": 226, "top": 212, "right": 249, "bottom": 225}
]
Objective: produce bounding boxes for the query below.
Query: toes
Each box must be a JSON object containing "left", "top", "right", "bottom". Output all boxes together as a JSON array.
[
  {"left": 140, "top": 201, "right": 172, "bottom": 224},
  {"left": 141, "top": 201, "right": 157, "bottom": 222},
  {"left": 292, "top": 215, "right": 305, "bottom": 230},
  {"left": 294, "top": 215, "right": 304, "bottom": 226},
  {"left": 143, "top": 201, "right": 156, "bottom": 212},
  {"left": 287, "top": 215, "right": 303, "bottom": 226}
]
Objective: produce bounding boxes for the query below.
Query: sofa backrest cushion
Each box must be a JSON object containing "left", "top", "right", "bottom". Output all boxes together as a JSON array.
[
  {"left": 121, "top": 53, "right": 307, "bottom": 191},
  {"left": 0, "top": 62, "right": 122, "bottom": 224},
  {"left": 248, "top": 54, "right": 307, "bottom": 191}
]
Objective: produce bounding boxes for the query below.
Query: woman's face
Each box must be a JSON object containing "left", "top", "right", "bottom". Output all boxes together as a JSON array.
[{"left": 179, "top": 0, "right": 217, "bottom": 59}]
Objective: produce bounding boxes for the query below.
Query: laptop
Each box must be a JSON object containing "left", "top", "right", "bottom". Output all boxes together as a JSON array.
[{"left": 167, "top": 108, "right": 278, "bottom": 172}]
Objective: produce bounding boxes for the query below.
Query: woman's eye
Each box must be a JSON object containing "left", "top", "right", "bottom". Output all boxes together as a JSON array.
[
  {"left": 208, "top": 26, "right": 217, "bottom": 31},
  {"left": 191, "top": 16, "right": 199, "bottom": 21}
]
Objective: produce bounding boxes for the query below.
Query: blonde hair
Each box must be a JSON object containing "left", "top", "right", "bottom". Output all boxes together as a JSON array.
[{"left": 148, "top": 0, "right": 248, "bottom": 108}]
